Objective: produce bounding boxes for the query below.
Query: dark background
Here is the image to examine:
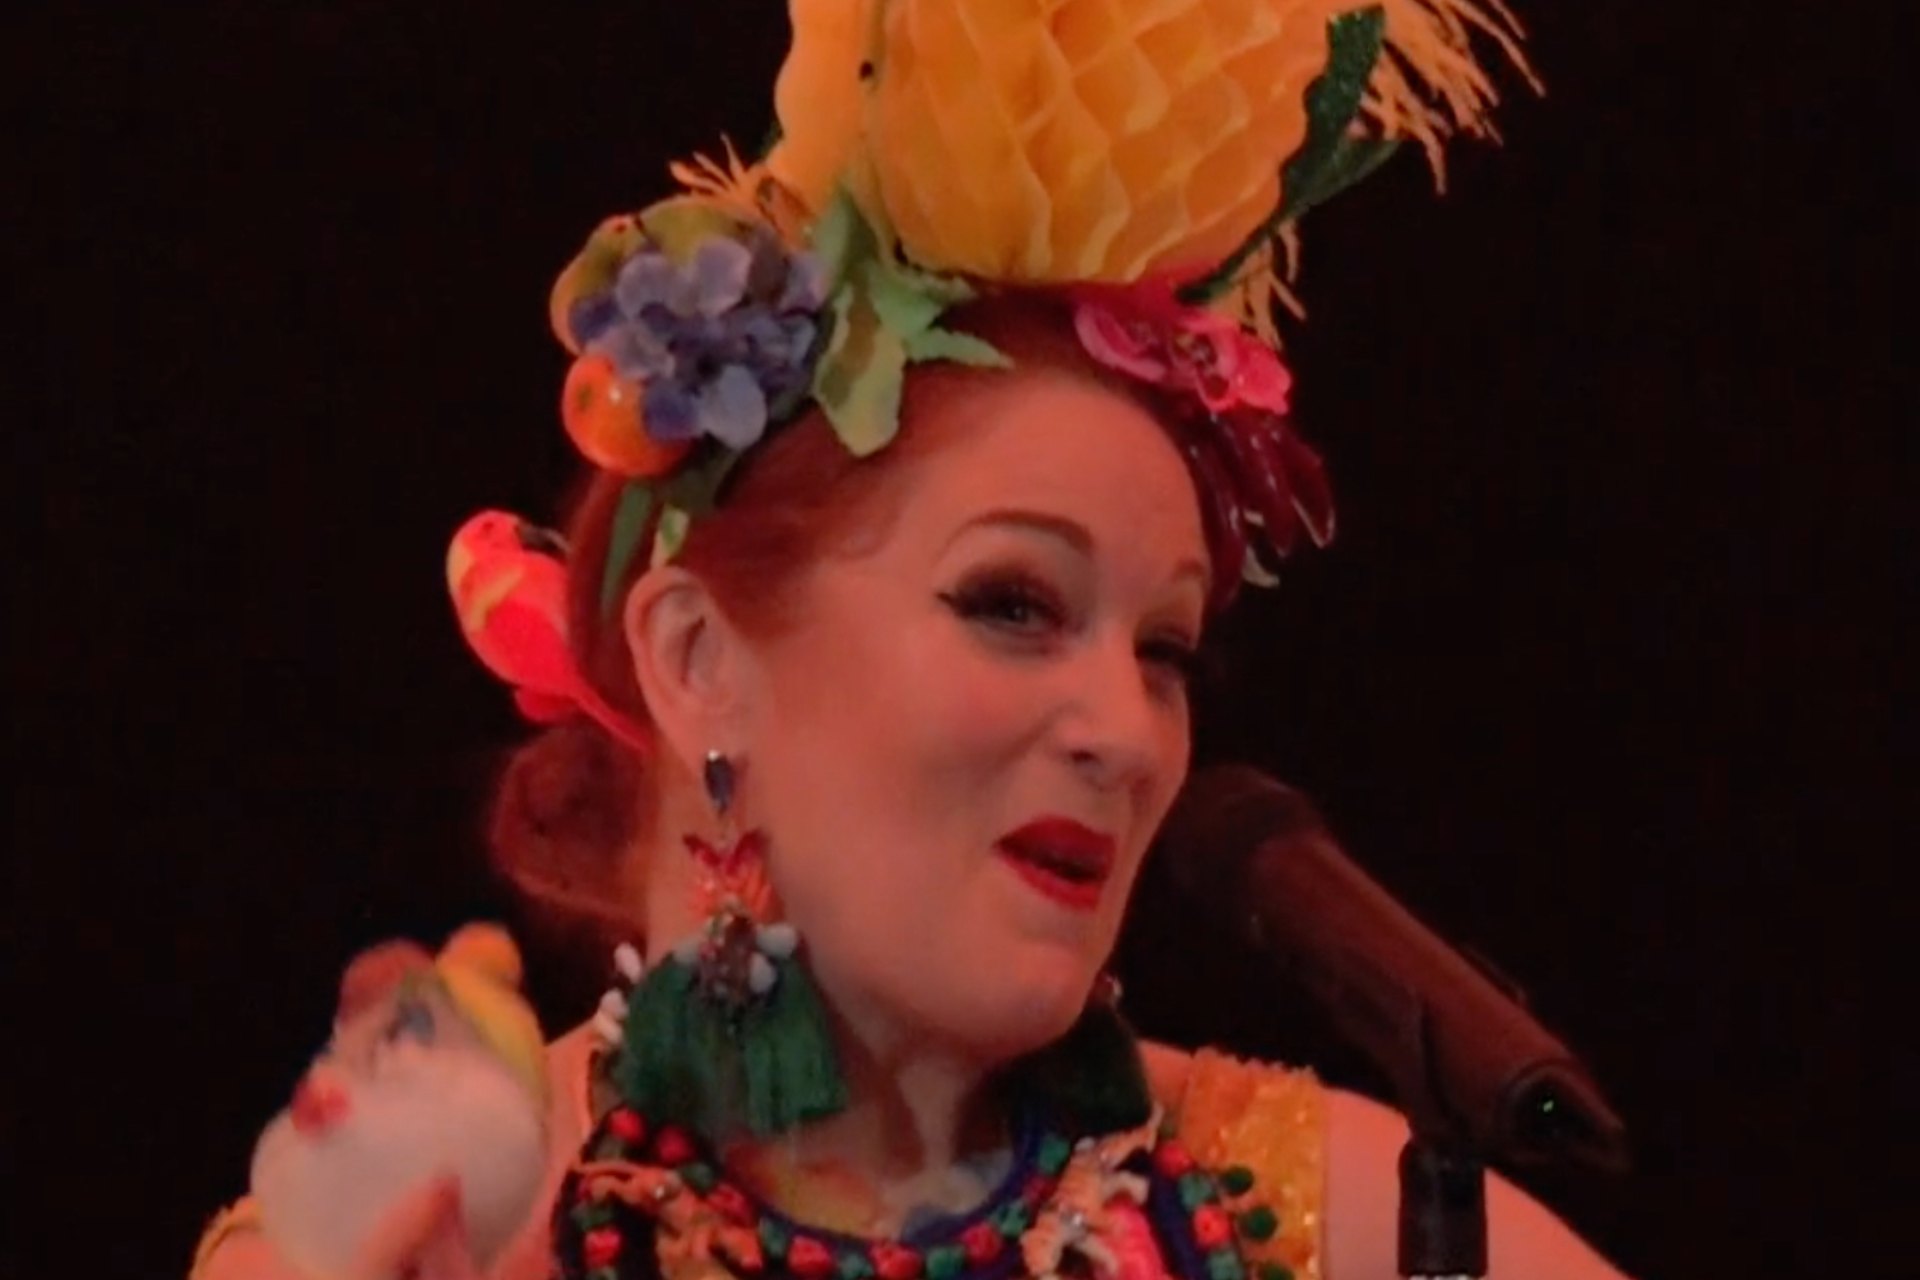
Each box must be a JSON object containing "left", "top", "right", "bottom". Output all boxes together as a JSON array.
[{"left": 14, "top": 4, "right": 1897, "bottom": 1280}]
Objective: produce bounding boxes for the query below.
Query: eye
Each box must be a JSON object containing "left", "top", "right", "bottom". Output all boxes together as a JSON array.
[
  {"left": 383, "top": 998, "right": 436, "bottom": 1046},
  {"left": 1139, "top": 635, "right": 1202, "bottom": 687},
  {"left": 939, "top": 569, "right": 1069, "bottom": 639}
]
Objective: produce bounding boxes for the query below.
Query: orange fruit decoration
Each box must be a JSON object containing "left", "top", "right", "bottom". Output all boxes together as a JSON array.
[
  {"left": 769, "top": 0, "right": 1529, "bottom": 286},
  {"left": 561, "top": 353, "right": 691, "bottom": 478}
]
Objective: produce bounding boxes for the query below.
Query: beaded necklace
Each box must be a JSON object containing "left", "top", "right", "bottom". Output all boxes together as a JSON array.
[{"left": 554, "top": 1097, "right": 1294, "bottom": 1280}]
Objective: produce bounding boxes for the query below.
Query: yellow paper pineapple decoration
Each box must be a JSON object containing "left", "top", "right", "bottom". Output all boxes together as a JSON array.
[{"left": 769, "top": 0, "right": 1533, "bottom": 287}]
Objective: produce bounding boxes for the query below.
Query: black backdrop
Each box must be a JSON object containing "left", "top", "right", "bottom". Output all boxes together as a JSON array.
[{"left": 15, "top": 5, "right": 1897, "bottom": 1280}]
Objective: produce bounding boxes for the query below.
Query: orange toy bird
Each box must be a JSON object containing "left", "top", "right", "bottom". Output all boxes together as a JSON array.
[{"left": 446, "top": 511, "right": 650, "bottom": 751}]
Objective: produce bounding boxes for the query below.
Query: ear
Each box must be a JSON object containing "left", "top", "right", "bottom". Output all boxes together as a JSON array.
[{"left": 621, "top": 565, "right": 757, "bottom": 776}]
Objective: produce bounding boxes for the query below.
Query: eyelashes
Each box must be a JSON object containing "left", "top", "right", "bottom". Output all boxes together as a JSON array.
[
  {"left": 937, "top": 568, "right": 1201, "bottom": 685},
  {"left": 939, "top": 569, "right": 1068, "bottom": 636}
]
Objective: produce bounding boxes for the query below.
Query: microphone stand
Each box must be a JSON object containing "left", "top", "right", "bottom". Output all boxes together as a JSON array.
[{"left": 1324, "top": 949, "right": 1626, "bottom": 1279}]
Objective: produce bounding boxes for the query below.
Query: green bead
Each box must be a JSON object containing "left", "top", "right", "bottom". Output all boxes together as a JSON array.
[
  {"left": 926, "top": 1245, "right": 967, "bottom": 1280},
  {"left": 837, "top": 1252, "right": 875, "bottom": 1280},
  {"left": 1178, "top": 1172, "right": 1216, "bottom": 1210},
  {"left": 1206, "top": 1249, "right": 1247, "bottom": 1280},
  {"left": 991, "top": 1201, "right": 1032, "bottom": 1235},
  {"left": 1037, "top": 1133, "right": 1074, "bottom": 1176},
  {"left": 591, "top": 1268, "right": 621, "bottom": 1280},
  {"left": 678, "top": 1161, "right": 718, "bottom": 1193},
  {"left": 1219, "top": 1165, "right": 1256, "bottom": 1196},
  {"left": 1259, "top": 1265, "right": 1296, "bottom": 1280},
  {"left": 1236, "top": 1206, "right": 1279, "bottom": 1242},
  {"left": 759, "top": 1219, "right": 792, "bottom": 1258},
  {"left": 572, "top": 1201, "right": 616, "bottom": 1230}
]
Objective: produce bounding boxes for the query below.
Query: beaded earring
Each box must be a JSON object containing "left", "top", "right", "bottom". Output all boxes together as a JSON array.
[{"left": 610, "top": 750, "right": 847, "bottom": 1139}]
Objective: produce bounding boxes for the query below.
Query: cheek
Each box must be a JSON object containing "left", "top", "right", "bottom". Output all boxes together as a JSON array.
[{"left": 749, "top": 617, "right": 1053, "bottom": 935}]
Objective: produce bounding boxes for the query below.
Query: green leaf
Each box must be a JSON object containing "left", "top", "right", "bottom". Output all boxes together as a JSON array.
[
  {"left": 600, "top": 482, "right": 655, "bottom": 616},
  {"left": 810, "top": 187, "right": 877, "bottom": 291},
  {"left": 1284, "top": 135, "right": 1400, "bottom": 224},
  {"left": 813, "top": 287, "right": 909, "bottom": 456},
  {"left": 1276, "top": 7, "right": 1389, "bottom": 224},
  {"left": 657, "top": 444, "right": 741, "bottom": 517},
  {"left": 887, "top": 258, "right": 977, "bottom": 307},
  {"left": 650, "top": 505, "right": 692, "bottom": 567},
  {"left": 865, "top": 260, "right": 948, "bottom": 338},
  {"left": 903, "top": 326, "right": 1011, "bottom": 367},
  {"left": 1176, "top": 7, "right": 1389, "bottom": 305}
]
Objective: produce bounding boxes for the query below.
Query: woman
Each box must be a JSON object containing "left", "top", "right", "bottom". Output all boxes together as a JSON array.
[{"left": 196, "top": 2, "right": 1630, "bottom": 1277}]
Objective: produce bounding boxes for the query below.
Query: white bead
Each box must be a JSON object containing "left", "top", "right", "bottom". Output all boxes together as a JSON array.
[
  {"left": 748, "top": 953, "right": 778, "bottom": 994},
  {"left": 614, "top": 943, "right": 644, "bottom": 982},
  {"left": 756, "top": 923, "right": 799, "bottom": 958}
]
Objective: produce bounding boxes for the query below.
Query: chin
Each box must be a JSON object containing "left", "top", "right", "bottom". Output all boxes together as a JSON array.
[{"left": 249, "top": 1052, "right": 546, "bottom": 1279}]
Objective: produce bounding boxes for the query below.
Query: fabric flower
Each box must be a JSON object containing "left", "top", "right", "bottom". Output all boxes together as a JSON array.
[
  {"left": 1073, "top": 299, "right": 1292, "bottom": 417},
  {"left": 573, "top": 225, "right": 828, "bottom": 458}
]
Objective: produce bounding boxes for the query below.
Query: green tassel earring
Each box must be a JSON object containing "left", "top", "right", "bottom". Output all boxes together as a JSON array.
[
  {"left": 1014, "top": 973, "right": 1155, "bottom": 1132},
  {"left": 613, "top": 750, "right": 846, "bottom": 1139}
]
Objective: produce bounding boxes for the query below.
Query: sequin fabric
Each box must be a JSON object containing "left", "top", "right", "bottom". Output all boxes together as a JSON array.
[{"left": 1164, "top": 1050, "right": 1325, "bottom": 1280}]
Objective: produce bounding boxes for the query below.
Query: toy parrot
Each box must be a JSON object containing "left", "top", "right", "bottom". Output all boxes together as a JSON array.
[
  {"left": 235, "top": 925, "right": 552, "bottom": 1280},
  {"left": 446, "top": 510, "right": 650, "bottom": 750}
]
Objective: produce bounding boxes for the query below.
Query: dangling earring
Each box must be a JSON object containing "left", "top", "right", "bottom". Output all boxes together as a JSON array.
[{"left": 610, "top": 750, "right": 847, "bottom": 1139}]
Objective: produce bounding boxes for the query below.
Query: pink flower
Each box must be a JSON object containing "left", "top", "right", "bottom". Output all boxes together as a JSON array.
[{"left": 1072, "top": 299, "right": 1290, "bottom": 417}]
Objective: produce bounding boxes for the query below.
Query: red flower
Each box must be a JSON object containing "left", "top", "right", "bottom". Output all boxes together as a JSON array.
[
  {"left": 606, "top": 1109, "right": 646, "bottom": 1146},
  {"left": 584, "top": 1228, "right": 624, "bottom": 1268},
  {"left": 960, "top": 1221, "right": 1004, "bottom": 1265},
  {"left": 707, "top": 1182, "right": 755, "bottom": 1224},
  {"left": 787, "top": 1237, "right": 836, "bottom": 1279},
  {"left": 654, "top": 1126, "right": 696, "bottom": 1166},
  {"left": 1192, "top": 1205, "right": 1232, "bottom": 1250},
  {"left": 1072, "top": 299, "right": 1292, "bottom": 417},
  {"left": 1154, "top": 1142, "right": 1195, "bottom": 1178},
  {"left": 872, "top": 1242, "right": 923, "bottom": 1280}
]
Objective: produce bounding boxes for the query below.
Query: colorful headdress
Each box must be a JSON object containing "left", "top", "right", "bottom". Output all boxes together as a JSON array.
[{"left": 455, "top": 0, "right": 1533, "bottom": 732}]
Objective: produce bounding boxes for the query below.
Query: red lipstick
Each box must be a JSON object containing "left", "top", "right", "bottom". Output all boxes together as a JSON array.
[{"left": 995, "top": 817, "right": 1117, "bottom": 911}]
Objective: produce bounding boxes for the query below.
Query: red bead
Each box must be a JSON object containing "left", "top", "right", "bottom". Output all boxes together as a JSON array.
[
  {"left": 1021, "top": 1176, "right": 1053, "bottom": 1209},
  {"left": 1154, "top": 1142, "right": 1195, "bottom": 1178},
  {"left": 960, "top": 1222, "right": 1003, "bottom": 1266},
  {"left": 787, "top": 1237, "right": 836, "bottom": 1279},
  {"left": 708, "top": 1183, "right": 755, "bottom": 1225},
  {"left": 1192, "top": 1205, "right": 1232, "bottom": 1250},
  {"left": 584, "top": 1228, "right": 624, "bottom": 1268},
  {"left": 872, "top": 1242, "right": 923, "bottom": 1280},
  {"left": 654, "top": 1126, "right": 697, "bottom": 1166},
  {"left": 607, "top": 1109, "right": 646, "bottom": 1146}
]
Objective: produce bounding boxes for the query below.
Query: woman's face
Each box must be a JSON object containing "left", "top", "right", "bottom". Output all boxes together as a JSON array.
[{"left": 735, "top": 372, "right": 1209, "bottom": 1065}]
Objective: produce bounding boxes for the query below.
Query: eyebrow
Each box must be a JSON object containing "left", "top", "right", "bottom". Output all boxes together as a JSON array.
[{"left": 945, "top": 508, "right": 1211, "bottom": 589}]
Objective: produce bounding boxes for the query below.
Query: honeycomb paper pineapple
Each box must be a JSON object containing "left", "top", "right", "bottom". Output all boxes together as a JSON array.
[{"left": 769, "top": 0, "right": 1530, "bottom": 285}]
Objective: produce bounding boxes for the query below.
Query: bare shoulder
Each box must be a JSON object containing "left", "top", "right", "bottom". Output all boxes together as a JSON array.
[{"left": 1323, "top": 1088, "right": 1631, "bottom": 1280}]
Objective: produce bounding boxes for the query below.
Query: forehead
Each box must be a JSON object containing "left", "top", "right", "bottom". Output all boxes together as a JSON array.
[{"left": 887, "top": 373, "right": 1206, "bottom": 565}]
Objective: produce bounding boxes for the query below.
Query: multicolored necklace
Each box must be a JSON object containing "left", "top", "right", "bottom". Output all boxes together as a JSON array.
[{"left": 555, "top": 1098, "right": 1294, "bottom": 1280}]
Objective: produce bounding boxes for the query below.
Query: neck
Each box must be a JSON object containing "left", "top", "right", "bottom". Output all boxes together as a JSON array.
[{"left": 723, "top": 996, "right": 1013, "bottom": 1236}]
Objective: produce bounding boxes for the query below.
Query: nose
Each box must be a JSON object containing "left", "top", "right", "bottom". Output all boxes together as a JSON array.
[
  {"left": 290, "top": 1064, "right": 351, "bottom": 1136},
  {"left": 1057, "top": 629, "right": 1179, "bottom": 795}
]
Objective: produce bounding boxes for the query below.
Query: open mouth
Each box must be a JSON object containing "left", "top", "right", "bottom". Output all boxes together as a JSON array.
[{"left": 995, "top": 818, "right": 1116, "bottom": 911}]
